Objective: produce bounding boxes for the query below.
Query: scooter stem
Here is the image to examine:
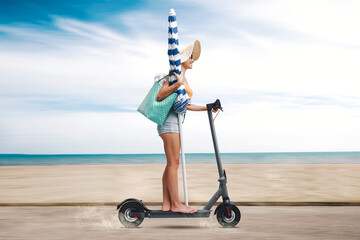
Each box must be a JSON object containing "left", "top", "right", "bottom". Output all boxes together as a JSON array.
[{"left": 206, "top": 99, "right": 224, "bottom": 179}]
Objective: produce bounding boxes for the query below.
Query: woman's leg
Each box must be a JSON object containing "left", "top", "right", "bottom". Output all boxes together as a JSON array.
[
  {"left": 160, "top": 133, "right": 197, "bottom": 213},
  {"left": 160, "top": 133, "right": 181, "bottom": 210},
  {"left": 161, "top": 166, "right": 171, "bottom": 211}
]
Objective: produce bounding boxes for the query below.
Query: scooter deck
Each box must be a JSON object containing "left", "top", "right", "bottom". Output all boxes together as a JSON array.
[{"left": 146, "top": 209, "right": 211, "bottom": 218}]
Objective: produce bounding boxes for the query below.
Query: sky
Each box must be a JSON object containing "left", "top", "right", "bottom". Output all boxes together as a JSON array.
[{"left": 0, "top": 0, "right": 359, "bottom": 154}]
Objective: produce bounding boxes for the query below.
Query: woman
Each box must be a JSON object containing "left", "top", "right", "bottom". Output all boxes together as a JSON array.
[{"left": 156, "top": 40, "right": 215, "bottom": 213}]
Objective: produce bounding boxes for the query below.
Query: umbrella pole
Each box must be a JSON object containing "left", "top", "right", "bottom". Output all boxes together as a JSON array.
[{"left": 178, "top": 113, "right": 189, "bottom": 206}]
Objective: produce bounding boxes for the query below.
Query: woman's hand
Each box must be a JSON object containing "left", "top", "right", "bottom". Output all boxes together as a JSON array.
[
  {"left": 212, "top": 108, "right": 219, "bottom": 113},
  {"left": 157, "top": 74, "right": 183, "bottom": 101},
  {"left": 173, "top": 71, "right": 184, "bottom": 85}
]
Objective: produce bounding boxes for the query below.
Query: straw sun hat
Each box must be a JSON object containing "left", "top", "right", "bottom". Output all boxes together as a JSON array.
[{"left": 180, "top": 40, "right": 201, "bottom": 63}]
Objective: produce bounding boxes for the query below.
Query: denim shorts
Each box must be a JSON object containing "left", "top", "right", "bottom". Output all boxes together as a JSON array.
[{"left": 157, "top": 109, "right": 179, "bottom": 135}]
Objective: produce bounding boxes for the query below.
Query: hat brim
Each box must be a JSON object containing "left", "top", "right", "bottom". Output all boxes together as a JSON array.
[{"left": 180, "top": 40, "right": 201, "bottom": 63}]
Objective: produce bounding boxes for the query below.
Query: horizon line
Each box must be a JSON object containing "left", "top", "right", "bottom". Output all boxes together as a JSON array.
[{"left": 1, "top": 151, "right": 360, "bottom": 156}]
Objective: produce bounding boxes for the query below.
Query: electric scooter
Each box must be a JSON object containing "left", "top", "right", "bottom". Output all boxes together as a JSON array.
[{"left": 116, "top": 99, "right": 241, "bottom": 228}]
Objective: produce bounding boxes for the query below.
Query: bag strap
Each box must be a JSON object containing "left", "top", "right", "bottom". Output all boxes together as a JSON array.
[
  {"left": 156, "top": 74, "right": 169, "bottom": 86},
  {"left": 157, "top": 74, "right": 169, "bottom": 81}
]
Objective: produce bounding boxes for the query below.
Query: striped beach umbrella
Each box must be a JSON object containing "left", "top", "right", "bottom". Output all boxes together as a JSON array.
[
  {"left": 168, "top": 8, "right": 189, "bottom": 206},
  {"left": 168, "top": 9, "right": 190, "bottom": 114}
]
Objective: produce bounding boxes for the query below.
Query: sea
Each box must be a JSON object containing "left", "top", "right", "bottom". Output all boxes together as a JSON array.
[{"left": 0, "top": 152, "right": 360, "bottom": 165}]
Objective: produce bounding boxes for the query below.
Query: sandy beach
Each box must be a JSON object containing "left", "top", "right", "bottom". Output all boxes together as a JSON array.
[{"left": 1, "top": 163, "right": 359, "bottom": 204}]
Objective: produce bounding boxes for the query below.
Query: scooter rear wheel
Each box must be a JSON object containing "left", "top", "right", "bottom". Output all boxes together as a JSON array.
[
  {"left": 216, "top": 204, "right": 241, "bottom": 228},
  {"left": 118, "top": 202, "right": 144, "bottom": 228}
]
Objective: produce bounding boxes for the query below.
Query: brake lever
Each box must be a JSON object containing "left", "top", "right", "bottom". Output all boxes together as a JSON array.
[{"left": 213, "top": 107, "right": 222, "bottom": 122}]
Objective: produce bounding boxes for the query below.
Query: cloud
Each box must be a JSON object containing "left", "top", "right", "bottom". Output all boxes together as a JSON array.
[
  {"left": 190, "top": 0, "right": 360, "bottom": 46},
  {"left": 238, "top": 0, "right": 360, "bottom": 47},
  {"left": 54, "top": 18, "right": 128, "bottom": 44}
]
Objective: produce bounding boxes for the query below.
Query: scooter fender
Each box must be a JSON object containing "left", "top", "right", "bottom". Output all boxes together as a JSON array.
[
  {"left": 214, "top": 201, "right": 237, "bottom": 215},
  {"left": 116, "top": 198, "right": 150, "bottom": 211}
]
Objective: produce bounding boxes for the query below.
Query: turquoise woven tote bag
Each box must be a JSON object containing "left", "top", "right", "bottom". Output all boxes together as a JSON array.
[{"left": 137, "top": 76, "right": 178, "bottom": 126}]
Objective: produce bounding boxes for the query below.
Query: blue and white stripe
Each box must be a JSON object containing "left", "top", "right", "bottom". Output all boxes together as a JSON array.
[{"left": 168, "top": 9, "right": 190, "bottom": 114}]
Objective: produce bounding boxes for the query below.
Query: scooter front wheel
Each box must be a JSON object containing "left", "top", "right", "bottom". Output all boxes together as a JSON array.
[
  {"left": 118, "top": 201, "right": 144, "bottom": 228},
  {"left": 216, "top": 204, "right": 241, "bottom": 228}
]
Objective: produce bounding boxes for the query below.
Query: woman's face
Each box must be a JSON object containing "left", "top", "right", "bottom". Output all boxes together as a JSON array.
[{"left": 182, "top": 57, "right": 195, "bottom": 70}]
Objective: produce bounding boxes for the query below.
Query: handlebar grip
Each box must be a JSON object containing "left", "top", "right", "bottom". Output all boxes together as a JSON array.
[{"left": 206, "top": 99, "right": 222, "bottom": 112}]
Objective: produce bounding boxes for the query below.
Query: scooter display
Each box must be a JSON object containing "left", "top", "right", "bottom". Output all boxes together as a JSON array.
[{"left": 116, "top": 99, "right": 241, "bottom": 228}]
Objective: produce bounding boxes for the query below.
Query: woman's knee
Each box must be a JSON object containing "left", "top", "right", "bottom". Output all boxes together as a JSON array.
[{"left": 166, "top": 158, "right": 179, "bottom": 169}]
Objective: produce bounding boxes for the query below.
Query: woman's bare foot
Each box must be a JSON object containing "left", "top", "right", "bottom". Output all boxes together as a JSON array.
[
  {"left": 161, "top": 202, "right": 171, "bottom": 212},
  {"left": 171, "top": 203, "right": 197, "bottom": 213}
]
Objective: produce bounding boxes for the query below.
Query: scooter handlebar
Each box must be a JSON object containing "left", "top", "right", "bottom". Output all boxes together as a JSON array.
[{"left": 206, "top": 99, "right": 222, "bottom": 112}]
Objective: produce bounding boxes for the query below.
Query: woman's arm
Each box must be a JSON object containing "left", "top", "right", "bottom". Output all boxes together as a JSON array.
[
  {"left": 157, "top": 75, "right": 182, "bottom": 101},
  {"left": 187, "top": 103, "right": 219, "bottom": 112},
  {"left": 186, "top": 104, "right": 207, "bottom": 111}
]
